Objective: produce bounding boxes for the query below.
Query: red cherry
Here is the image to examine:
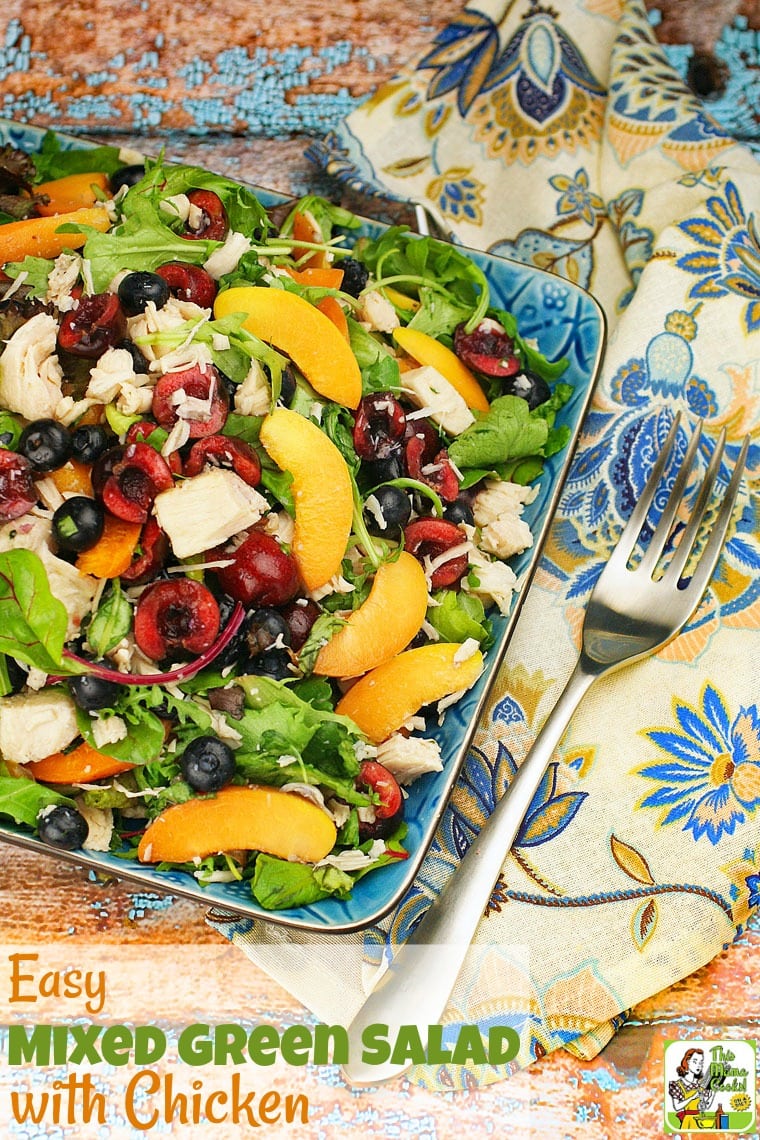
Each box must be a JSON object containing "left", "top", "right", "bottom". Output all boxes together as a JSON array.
[
  {"left": 358, "top": 760, "right": 402, "bottom": 819},
  {"left": 353, "top": 392, "right": 406, "bottom": 461},
  {"left": 357, "top": 760, "right": 403, "bottom": 841},
  {"left": 183, "top": 190, "right": 228, "bottom": 242},
  {"left": 57, "top": 293, "right": 127, "bottom": 359},
  {"left": 151, "top": 366, "right": 229, "bottom": 439},
  {"left": 120, "top": 518, "right": 170, "bottom": 584},
  {"left": 404, "top": 517, "right": 469, "bottom": 588},
  {"left": 0, "top": 450, "right": 37, "bottom": 521},
  {"left": 453, "top": 319, "right": 520, "bottom": 377},
  {"left": 216, "top": 531, "right": 300, "bottom": 607},
  {"left": 405, "top": 441, "right": 460, "bottom": 503},
  {"left": 134, "top": 578, "right": 221, "bottom": 662},
  {"left": 155, "top": 262, "right": 218, "bottom": 308},
  {"left": 280, "top": 598, "right": 320, "bottom": 651},
  {"left": 125, "top": 421, "right": 183, "bottom": 476},
  {"left": 101, "top": 442, "right": 174, "bottom": 523},
  {"left": 184, "top": 435, "right": 261, "bottom": 486}
]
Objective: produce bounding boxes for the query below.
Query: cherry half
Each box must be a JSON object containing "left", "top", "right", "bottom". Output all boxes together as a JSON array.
[
  {"left": 453, "top": 318, "right": 521, "bottom": 378},
  {"left": 152, "top": 366, "right": 229, "bottom": 439},
  {"left": 156, "top": 262, "right": 218, "bottom": 308},
  {"left": 0, "top": 450, "right": 37, "bottom": 521},
  {"left": 353, "top": 392, "right": 406, "bottom": 461},
  {"left": 101, "top": 442, "right": 174, "bottom": 524},
  {"left": 404, "top": 517, "right": 469, "bottom": 588},
  {"left": 183, "top": 190, "right": 228, "bottom": 242},
  {"left": 57, "top": 293, "right": 127, "bottom": 359},
  {"left": 134, "top": 578, "right": 221, "bottom": 662},
  {"left": 184, "top": 435, "right": 261, "bottom": 486},
  {"left": 120, "top": 518, "right": 170, "bottom": 584}
]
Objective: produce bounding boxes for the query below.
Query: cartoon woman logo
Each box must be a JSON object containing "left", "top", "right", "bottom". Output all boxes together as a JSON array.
[{"left": 668, "top": 1048, "right": 716, "bottom": 1129}]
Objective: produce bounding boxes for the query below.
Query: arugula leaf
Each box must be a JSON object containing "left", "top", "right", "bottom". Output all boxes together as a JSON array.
[
  {"left": 86, "top": 580, "right": 132, "bottom": 657},
  {"left": 0, "top": 550, "right": 76, "bottom": 673},
  {"left": 358, "top": 227, "right": 489, "bottom": 334},
  {"left": 0, "top": 775, "right": 73, "bottom": 829},
  {"left": 407, "top": 286, "right": 473, "bottom": 338},
  {"left": 3, "top": 256, "right": 56, "bottom": 299},
  {"left": 448, "top": 395, "right": 549, "bottom": 471}
]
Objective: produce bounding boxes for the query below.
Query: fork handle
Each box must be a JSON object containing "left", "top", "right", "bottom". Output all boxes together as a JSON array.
[{"left": 341, "top": 657, "right": 598, "bottom": 1086}]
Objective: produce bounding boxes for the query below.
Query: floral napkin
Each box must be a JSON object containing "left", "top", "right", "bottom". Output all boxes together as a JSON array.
[{"left": 210, "top": 0, "right": 760, "bottom": 1089}]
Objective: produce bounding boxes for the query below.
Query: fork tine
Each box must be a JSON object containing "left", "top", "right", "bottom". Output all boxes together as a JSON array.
[
  {"left": 605, "top": 411, "right": 682, "bottom": 572},
  {"left": 663, "top": 432, "right": 749, "bottom": 595},
  {"left": 638, "top": 417, "right": 703, "bottom": 577},
  {"left": 661, "top": 427, "right": 726, "bottom": 585}
]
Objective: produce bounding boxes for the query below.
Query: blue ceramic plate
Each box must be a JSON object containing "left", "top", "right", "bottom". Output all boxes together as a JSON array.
[{"left": 0, "top": 119, "right": 606, "bottom": 931}]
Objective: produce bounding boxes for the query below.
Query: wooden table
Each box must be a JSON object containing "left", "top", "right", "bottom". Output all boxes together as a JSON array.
[{"left": 1, "top": 1, "right": 758, "bottom": 1135}]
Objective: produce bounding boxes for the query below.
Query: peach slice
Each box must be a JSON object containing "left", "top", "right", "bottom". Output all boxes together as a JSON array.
[
  {"left": 0, "top": 207, "right": 111, "bottom": 265},
  {"left": 393, "top": 326, "right": 490, "bottom": 412},
  {"left": 137, "top": 784, "right": 337, "bottom": 865},
  {"left": 314, "top": 551, "right": 428, "bottom": 678},
  {"left": 35, "top": 172, "right": 110, "bottom": 216},
  {"left": 259, "top": 406, "right": 353, "bottom": 591},
  {"left": 28, "top": 740, "right": 135, "bottom": 784},
  {"left": 214, "top": 286, "right": 361, "bottom": 408},
  {"left": 337, "top": 642, "right": 484, "bottom": 743}
]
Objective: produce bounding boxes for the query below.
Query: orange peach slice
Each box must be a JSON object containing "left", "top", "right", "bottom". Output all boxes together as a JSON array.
[
  {"left": 393, "top": 326, "right": 490, "bottom": 412},
  {"left": 0, "top": 206, "right": 111, "bottom": 265},
  {"left": 259, "top": 406, "right": 353, "bottom": 591},
  {"left": 214, "top": 286, "right": 361, "bottom": 408},
  {"left": 137, "top": 784, "right": 337, "bottom": 865},
  {"left": 35, "top": 172, "right": 110, "bottom": 216},
  {"left": 337, "top": 642, "right": 484, "bottom": 743},
  {"left": 314, "top": 551, "right": 428, "bottom": 678},
  {"left": 28, "top": 740, "right": 135, "bottom": 784}
]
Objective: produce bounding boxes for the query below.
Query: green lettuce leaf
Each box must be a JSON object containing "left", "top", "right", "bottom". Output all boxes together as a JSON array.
[
  {"left": 448, "top": 395, "right": 548, "bottom": 470},
  {"left": 0, "top": 774, "right": 73, "bottom": 828}
]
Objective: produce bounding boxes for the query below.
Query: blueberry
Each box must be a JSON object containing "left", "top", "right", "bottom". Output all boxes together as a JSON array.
[
  {"left": 443, "top": 497, "right": 474, "bottom": 527},
  {"left": 38, "top": 805, "right": 88, "bottom": 850},
  {"left": 179, "top": 736, "right": 236, "bottom": 793},
  {"left": 3, "top": 657, "right": 27, "bottom": 694},
  {"left": 118, "top": 271, "right": 170, "bottom": 317},
  {"left": 503, "top": 368, "right": 551, "bottom": 411},
  {"left": 242, "top": 649, "right": 291, "bottom": 680},
  {"left": 363, "top": 484, "right": 411, "bottom": 538},
  {"left": 69, "top": 673, "right": 120, "bottom": 711},
  {"left": 18, "top": 418, "right": 72, "bottom": 472},
  {"left": 116, "top": 338, "right": 150, "bottom": 374},
  {"left": 278, "top": 365, "right": 296, "bottom": 406},
  {"left": 339, "top": 257, "right": 369, "bottom": 298},
  {"left": 245, "top": 608, "right": 291, "bottom": 656},
  {"left": 71, "top": 424, "right": 112, "bottom": 464},
  {"left": 53, "top": 496, "right": 105, "bottom": 553},
  {"left": 110, "top": 164, "right": 146, "bottom": 194},
  {"left": 362, "top": 451, "right": 404, "bottom": 486}
]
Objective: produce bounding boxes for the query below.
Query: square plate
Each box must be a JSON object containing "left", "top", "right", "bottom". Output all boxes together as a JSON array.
[{"left": 0, "top": 118, "right": 606, "bottom": 932}]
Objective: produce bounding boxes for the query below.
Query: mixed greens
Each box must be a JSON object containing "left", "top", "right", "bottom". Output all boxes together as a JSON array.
[{"left": 0, "top": 131, "right": 571, "bottom": 911}]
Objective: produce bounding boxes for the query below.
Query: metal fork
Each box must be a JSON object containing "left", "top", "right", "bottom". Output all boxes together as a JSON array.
[{"left": 341, "top": 414, "right": 749, "bottom": 1086}]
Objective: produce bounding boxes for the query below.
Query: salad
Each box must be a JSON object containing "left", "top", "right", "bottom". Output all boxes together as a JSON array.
[{"left": 0, "top": 132, "right": 571, "bottom": 911}]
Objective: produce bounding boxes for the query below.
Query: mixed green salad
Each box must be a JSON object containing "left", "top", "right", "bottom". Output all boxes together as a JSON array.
[{"left": 0, "top": 131, "right": 571, "bottom": 911}]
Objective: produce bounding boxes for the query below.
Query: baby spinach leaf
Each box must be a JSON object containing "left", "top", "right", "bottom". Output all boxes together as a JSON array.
[
  {"left": 252, "top": 854, "right": 332, "bottom": 910},
  {"left": 0, "top": 550, "right": 73, "bottom": 673}
]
